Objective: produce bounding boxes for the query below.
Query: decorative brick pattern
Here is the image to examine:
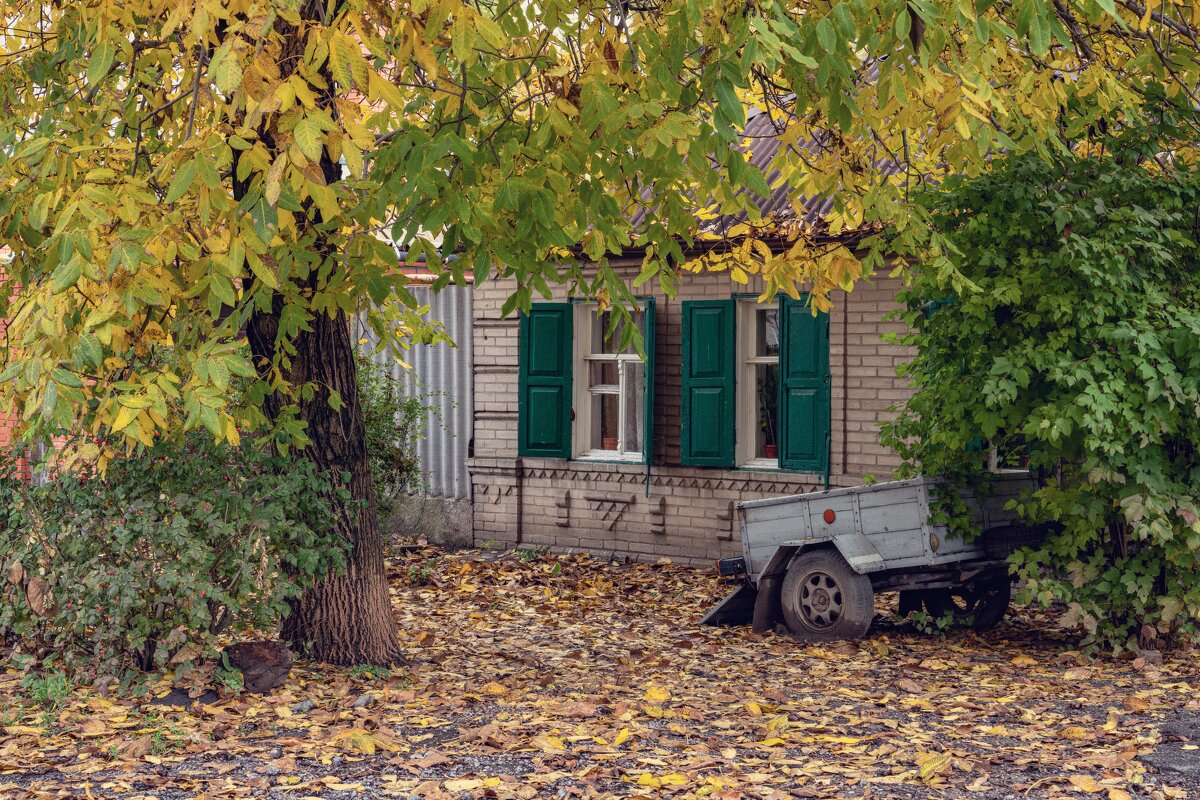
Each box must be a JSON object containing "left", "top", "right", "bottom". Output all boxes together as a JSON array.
[{"left": 469, "top": 264, "right": 916, "bottom": 565}]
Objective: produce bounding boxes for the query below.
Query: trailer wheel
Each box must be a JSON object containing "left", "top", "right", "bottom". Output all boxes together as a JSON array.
[
  {"left": 923, "top": 572, "right": 1011, "bottom": 630},
  {"left": 781, "top": 550, "right": 875, "bottom": 641}
]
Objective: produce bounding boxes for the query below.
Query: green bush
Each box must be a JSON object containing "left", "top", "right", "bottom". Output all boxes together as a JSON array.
[
  {"left": 356, "top": 353, "right": 430, "bottom": 527},
  {"left": 0, "top": 436, "right": 347, "bottom": 676},
  {"left": 882, "top": 136, "right": 1200, "bottom": 652}
]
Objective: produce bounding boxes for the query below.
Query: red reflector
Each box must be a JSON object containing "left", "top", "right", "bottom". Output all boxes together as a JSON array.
[{"left": 823, "top": 509, "right": 836, "bottom": 524}]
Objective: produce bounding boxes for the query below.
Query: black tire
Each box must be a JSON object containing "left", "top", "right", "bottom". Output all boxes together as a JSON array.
[
  {"left": 898, "top": 590, "right": 926, "bottom": 617},
  {"left": 781, "top": 550, "right": 875, "bottom": 641},
  {"left": 923, "top": 572, "right": 1011, "bottom": 630}
]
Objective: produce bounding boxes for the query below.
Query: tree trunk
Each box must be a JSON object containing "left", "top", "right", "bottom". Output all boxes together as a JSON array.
[
  {"left": 232, "top": 0, "right": 401, "bottom": 666},
  {"left": 247, "top": 308, "right": 403, "bottom": 666}
]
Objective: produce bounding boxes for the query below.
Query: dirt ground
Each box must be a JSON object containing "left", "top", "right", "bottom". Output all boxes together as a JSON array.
[{"left": 0, "top": 548, "right": 1197, "bottom": 799}]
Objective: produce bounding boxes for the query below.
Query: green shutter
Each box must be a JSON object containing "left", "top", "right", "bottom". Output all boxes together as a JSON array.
[
  {"left": 681, "top": 300, "right": 735, "bottom": 467},
  {"left": 778, "top": 295, "right": 830, "bottom": 473},
  {"left": 641, "top": 298, "right": 656, "bottom": 466},
  {"left": 518, "top": 304, "right": 572, "bottom": 458}
]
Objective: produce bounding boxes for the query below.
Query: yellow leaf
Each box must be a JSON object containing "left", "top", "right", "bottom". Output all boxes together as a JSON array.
[
  {"left": 759, "top": 737, "right": 786, "bottom": 747},
  {"left": 482, "top": 681, "right": 508, "bottom": 696},
  {"left": 531, "top": 735, "right": 565, "bottom": 751},
  {"left": 636, "top": 773, "right": 661, "bottom": 788},
  {"left": 1011, "top": 655, "right": 1037, "bottom": 667},
  {"left": 332, "top": 729, "right": 377, "bottom": 755},
  {"left": 917, "top": 751, "right": 952, "bottom": 781},
  {"left": 111, "top": 404, "right": 138, "bottom": 433},
  {"left": 445, "top": 779, "right": 483, "bottom": 792},
  {"left": 1108, "top": 790, "right": 1133, "bottom": 800},
  {"left": 1069, "top": 775, "right": 1105, "bottom": 793},
  {"left": 643, "top": 685, "right": 671, "bottom": 703},
  {"left": 1059, "top": 726, "right": 1090, "bottom": 741},
  {"left": 613, "top": 728, "right": 631, "bottom": 746}
]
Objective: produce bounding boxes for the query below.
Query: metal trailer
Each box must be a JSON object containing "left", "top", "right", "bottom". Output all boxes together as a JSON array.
[{"left": 701, "top": 473, "right": 1048, "bottom": 640}]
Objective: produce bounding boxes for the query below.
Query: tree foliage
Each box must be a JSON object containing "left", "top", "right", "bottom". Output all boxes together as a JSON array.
[
  {"left": 883, "top": 138, "right": 1200, "bottom": 651},
  {"left": 2, "top": 0, "right": 1200, "bottom": 459}
]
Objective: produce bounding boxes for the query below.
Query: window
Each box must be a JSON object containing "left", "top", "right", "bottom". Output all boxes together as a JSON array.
[
  {"left": 681, "top": 295, "right": 829, "bottom": 472},
  {"left": 737, "top": 301, "right": 780, "bottom": 467},
  {"left": 518, "top": 300, "right": 655, "bottom": 463},
  {"left": 574, "top": 306, "right": 645, "bottom": 460}
]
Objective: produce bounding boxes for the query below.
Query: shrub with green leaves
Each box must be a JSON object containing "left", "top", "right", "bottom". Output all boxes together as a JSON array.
[
  {"left": 883, "top": 140, "right": 1200, "bottom": 652},
  {"left": 0, "top": 436, "right": 348, "bottom": 676},
  {"left": 356, "top": 353, "right": 430, "bottom": 527}
]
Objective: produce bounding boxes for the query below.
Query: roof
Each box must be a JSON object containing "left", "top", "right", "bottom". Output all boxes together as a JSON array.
[{"left": 627, "top": 104, "right": 902, "bottom": 244}]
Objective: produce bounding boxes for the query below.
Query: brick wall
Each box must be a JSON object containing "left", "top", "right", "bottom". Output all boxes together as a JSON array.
[
  {"left": 0, "top": 266, "right": 31, "bottom": 481},
  {"left": 468, "top": 263, "right": 916, "bottom": 565}
]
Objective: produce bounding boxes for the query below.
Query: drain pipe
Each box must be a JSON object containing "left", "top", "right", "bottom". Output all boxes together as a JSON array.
[{"left": 515, "top": 457, "right": 524, "bottom": 547}]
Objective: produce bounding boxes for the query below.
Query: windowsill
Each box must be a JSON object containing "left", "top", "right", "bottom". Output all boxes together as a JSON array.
[
  {"left": 740, "top": 458, "right": 781, "bottom": 470},
  {"left": 575, "top": 451, "right": 644, "bottom": 463}
]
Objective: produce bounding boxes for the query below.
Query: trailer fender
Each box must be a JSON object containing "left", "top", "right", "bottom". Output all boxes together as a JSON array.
[
  {"left": 783, "top": 534, "right": 887, "bottom": 575},
  {"left": 751, "top": 546, "right": 798, "bottom": 633}
]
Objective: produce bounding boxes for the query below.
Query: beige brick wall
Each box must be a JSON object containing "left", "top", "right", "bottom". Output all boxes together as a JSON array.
[{"left": 467, "top": 264, "right": 916, "bottom": 565}]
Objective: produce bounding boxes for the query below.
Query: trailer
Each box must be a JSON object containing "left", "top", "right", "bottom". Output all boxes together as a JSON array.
[{"left": 701, "top": 473, "right": 1048, "bottom": 640}]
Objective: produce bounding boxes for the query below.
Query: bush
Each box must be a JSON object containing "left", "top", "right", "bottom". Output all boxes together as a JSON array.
[
  {"left": 882, "top": 138, "right": 1200, "bottom": 652},
  {"left": 0, "top": 436, "right": 347, "bottom": 676},
  {"left": 356, "top": 353, "right": 430, "bottom": 527}
]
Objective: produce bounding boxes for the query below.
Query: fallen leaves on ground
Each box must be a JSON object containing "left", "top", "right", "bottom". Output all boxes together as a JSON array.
[{"left": 0, "top": 547, "right": 1197, "bottom": 799}]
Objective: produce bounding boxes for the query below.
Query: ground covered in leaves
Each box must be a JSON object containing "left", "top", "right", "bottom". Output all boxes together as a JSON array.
[{"left": 1, "top": 549, "right": 1198, "bottom": 799}]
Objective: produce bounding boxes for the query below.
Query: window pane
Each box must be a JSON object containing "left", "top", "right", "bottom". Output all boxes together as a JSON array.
[
  {"left": 592, "top": 309, "right": 642, "bottom": 355},
  {"left": 757, "top": 308, "right": 779, "bottom": 358},
  {"left": 623, "top": 361, "right": 644, "bottom": 454},
  {"left": 755, "top": 362, "right": 779, "bottom": 460},
  {"left": 589, "top": 360, "right": 619, "bottom": 388},
  {"left": 591, "top": 393, "right": 620, "bottom": 451}
]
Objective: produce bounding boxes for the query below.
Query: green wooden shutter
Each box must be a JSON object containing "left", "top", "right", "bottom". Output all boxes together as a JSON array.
[
  {"left": 778, "top": 295, "right": 830, "bottom": 473},
  {"left": 518, "top": 304, "right": 572, "bottom": 458},
  {"left": 681, "top": 300, "right": 735, "bottom": 467},
  {"left": 641, "top": 298, "right": 656, "bottom": 466}
]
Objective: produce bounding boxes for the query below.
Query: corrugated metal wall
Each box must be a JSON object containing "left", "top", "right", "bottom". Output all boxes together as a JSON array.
[{"left": 354, "top": 286, "right": 473, "bottom": 499}]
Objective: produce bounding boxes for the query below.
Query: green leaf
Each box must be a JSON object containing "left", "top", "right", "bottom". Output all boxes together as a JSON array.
[
  {"left": 209, "top": 273, "right": 237, "bottom": 306},
  {"left": 166, "top": 160, "right": 197, "bottom": 203},
  {"left": 816, "top": 18, "right": 837, "bottom": 53},
  {"left": 208, "top": 41, "right": 243, "bottom": 95},
  {"left": 87, "top": 41, "right": 116, "bottom": 86},
  {"left": 77, "top": 334, "right": 103, "bottom": 369},
  {"left": 50, "top": 256, "right": 83, "bottom": 294},
  {"left": 715, "top": 81, "right": 744, "bottom": 128}
]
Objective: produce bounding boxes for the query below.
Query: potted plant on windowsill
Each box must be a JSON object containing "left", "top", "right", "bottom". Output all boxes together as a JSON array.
[{"left": 602, "top": 436, "right": 619, "bottom": 451}]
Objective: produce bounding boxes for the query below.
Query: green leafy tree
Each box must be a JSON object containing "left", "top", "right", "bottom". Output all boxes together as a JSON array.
[
  {"left": 3, "top": 0, "right": 1200, "bottom": 663},
  {"left": 884, "top": 130, "right": 1200, "bottom": 651}
]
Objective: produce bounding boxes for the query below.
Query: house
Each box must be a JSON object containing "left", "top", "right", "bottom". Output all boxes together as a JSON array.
[
  {"left": 354, "top": 273, "right": 475, "bottom": 544},
  {"left": 466, "top": 112, "right": 915, "bottom": 565}
]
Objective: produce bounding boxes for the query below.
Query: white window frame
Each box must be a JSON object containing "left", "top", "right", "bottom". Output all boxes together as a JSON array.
[
  {"left": 572, "top": 304, "right": 645, "bottom": 461},
  {"left": 736, "top": 299, "right": 780, "bottom": 468}
]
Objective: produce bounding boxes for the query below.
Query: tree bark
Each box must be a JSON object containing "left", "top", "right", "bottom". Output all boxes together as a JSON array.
[{"left": 246, "top": 309, "right": 403, "bottom": 666}]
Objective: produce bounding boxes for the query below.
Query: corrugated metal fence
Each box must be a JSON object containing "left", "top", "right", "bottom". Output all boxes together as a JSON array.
[{"left": 354, "top": 286, "right": 473, "bottom": 499}]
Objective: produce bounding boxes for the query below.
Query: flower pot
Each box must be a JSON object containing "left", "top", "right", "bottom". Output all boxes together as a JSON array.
[
  {"left": 764, "top": 444, "right": 778, "bottom": 459},
  {"left": 602, "top": 436, "right": 619, "bottom": 451}
]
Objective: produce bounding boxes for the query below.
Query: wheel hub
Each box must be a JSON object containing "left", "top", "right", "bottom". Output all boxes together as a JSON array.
[{"left": 799, "top": 570, "right": 843, "bottom": 629}]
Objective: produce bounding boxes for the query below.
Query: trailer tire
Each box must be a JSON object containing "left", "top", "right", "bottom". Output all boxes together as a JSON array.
[
  {"left": 923, "top": 572, "right": 1011, "bottom": 630},
  {"left": 781, "top": 550, "right": 875, "bottom": 641}
]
